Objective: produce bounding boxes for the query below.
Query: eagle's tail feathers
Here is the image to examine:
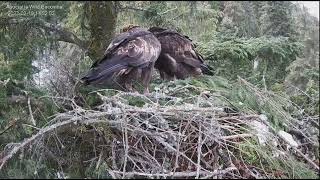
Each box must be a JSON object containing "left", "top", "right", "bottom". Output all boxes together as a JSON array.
[
  {"left": 200, "top": 64, "right": 214, "bottom": 76},
  {"left": 81, "top": 56, "right": 130, "bottom": 85}
]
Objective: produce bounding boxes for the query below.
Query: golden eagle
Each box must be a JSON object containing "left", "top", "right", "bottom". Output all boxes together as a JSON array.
[
  {"left": 148, "top": 27, "right": 213, "bottom": 80},
  {"left": 81, "top": 26, "right": 161, "bottom": 94}
]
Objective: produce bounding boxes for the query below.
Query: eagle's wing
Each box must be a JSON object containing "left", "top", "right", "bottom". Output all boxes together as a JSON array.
[
  {"left": 91, "top": 30, "right": 153, "bottom": 68},
  {"left": 149, "top": 27, "right": 213, "bottom": 78},
  {"left": 82, "top": 29, "right": 160, "bottom": 84},
  {"left": 158, "top": 31, "right": 202, "bottom": 67}
]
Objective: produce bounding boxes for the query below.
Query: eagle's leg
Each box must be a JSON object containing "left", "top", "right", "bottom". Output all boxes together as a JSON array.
[
  {"left": 123, "top": 68, "right": 141, "bottom": 93},
  {"left": 124, "top": 82, "right": 134, "bottom": 92},
  {"left": 141, "top": 62, "right": 154, "bottom": 94},
  {"left": 162, "top": 72, "right": 174, "bottom": 81},
  {"left": 159, "top": 71, "right": 165, "bottom": 80},
  {"left": 166, "top": 73, "right": 176, "bottom": 81}
]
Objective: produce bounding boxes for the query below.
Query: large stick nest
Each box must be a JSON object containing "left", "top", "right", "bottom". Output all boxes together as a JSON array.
[{"left": 0, "top": 77, "right": 318, "bottom": 179}]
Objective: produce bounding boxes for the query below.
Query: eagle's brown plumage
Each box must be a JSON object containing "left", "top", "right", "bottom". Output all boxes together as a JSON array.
[
  {"left": 148, "top": 27, "right": 213, "bottom": 80},
  {"left": 81, "top": 26, "right": 161, "bottom": 93}
]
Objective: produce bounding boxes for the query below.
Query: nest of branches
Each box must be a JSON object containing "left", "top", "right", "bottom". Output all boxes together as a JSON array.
[{"left": 0, "top": 78, "right": 319, "bottom": 179}]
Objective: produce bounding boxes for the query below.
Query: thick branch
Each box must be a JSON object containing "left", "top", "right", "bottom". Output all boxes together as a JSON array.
[
  {"left": 118, "top": 5, "right": 152, "bottom": 13},
  {"left": 37, "top": 20, "right": 90, "bottom": 50},
  {"left": 0, "top": 17, "right": 90, "bottom": 50},
  {"left": 110, "top": 166, "right": 237, "bottom": 178}
]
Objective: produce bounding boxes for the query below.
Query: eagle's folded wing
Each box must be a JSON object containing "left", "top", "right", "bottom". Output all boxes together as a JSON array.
[
  {"left": 82, "top": 28, "right": 160, "bottom": 85},
  {"left": 149, "top": 26, "right": 214, "bottom": 79}
]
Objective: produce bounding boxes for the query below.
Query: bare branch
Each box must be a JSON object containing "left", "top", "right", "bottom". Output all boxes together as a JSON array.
[
  {"left": 0, "top": 17, "right": 90, "bottom": 50},
  {"left": 117, "top": 3, "right": 152, "bottom": 13},
  {"left": 293, "top": 147, "right": 319, "bottom": 171},
  {"left": 196, "top": 124, "right": 203, "bottom": 179},
  {"left": 0, "top": 85, "right": 317, "bottom": 178},
  {"left": 109, "top": 166, "right": 237, "bottom": 178},
  {"left": 0, "top": 119, "right": 17, "bottom": 136},
  {"left": 27, "top": 96, "right": 36, "bottom": 126},
  {"left": 34, "top": 19, "right": 90, "bottom": 50}
]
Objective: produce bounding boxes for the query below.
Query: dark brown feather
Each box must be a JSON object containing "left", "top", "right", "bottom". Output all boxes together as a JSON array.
[
  {"left": 82, "top": 27, "right": 161, "bottom": 93},
  {"left": 149, "top": 27, "right": 213, "bottom": 80}
]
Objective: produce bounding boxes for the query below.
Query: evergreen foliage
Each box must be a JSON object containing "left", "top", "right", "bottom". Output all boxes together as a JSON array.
[{"left": 0, "top": 1, "right": 318, "bottom": 179}]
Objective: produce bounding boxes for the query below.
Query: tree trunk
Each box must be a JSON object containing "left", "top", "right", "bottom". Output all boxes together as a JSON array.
[
  {"left": 2, "top": 2, "right": 118, "bottom": 61},
  {"left": 87, "top": 1, "right": 118, "bottom": 61}
]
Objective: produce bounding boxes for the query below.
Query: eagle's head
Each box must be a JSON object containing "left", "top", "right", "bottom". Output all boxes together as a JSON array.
[{"left": 121, "top": 25, "right": 140, "bottom": 33}]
